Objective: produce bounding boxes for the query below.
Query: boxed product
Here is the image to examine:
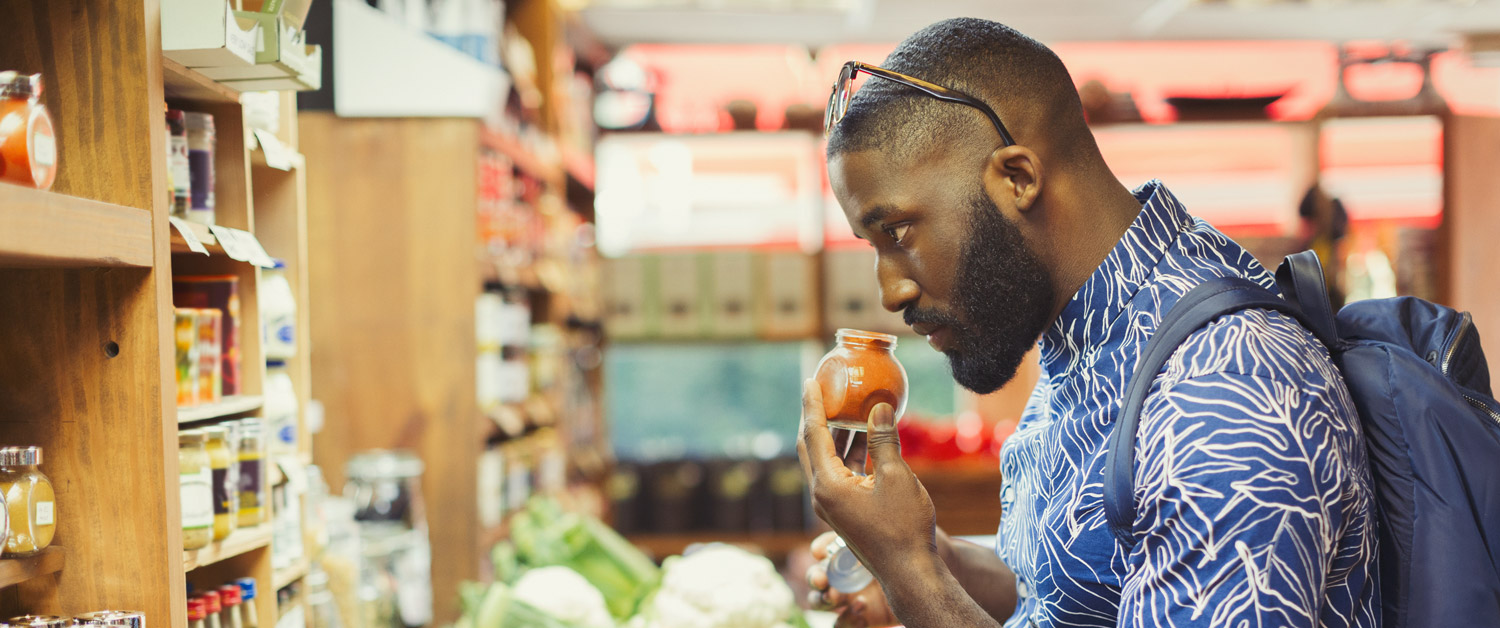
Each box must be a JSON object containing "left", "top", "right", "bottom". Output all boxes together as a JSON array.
[
  {"left": 174, "top": 276, "right": 242, "bottom": 396},
  {"left": 175, "top": 309, "right": 201, "bottom": 407}
]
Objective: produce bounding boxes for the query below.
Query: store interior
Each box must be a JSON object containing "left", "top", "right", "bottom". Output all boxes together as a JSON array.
[{"left": 2, "top": 0, "right": 1500, "bottom": 627}]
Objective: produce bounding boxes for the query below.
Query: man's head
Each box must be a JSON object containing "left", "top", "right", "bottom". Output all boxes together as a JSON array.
[{"left": 827, "top": 18, "right": 1114, "bottom": 394}]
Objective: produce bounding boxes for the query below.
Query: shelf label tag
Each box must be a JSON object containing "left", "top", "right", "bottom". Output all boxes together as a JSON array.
[
  {"left": 170, "top": 217, "right": 211, "bottom": 255},
  {"left": 254, "top": 129, "right": 294, "bottom": 171},
  {"left": 208, "top": 225, "right": 253, "bottom": 263}
]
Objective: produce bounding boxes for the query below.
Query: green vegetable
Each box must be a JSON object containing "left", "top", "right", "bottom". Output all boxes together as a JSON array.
[
  {"left": 507, "top": 497, "right": 661, "bottom": 620},
  {"left": 473, "top": 580, "right": 590, "bottom": 628}
]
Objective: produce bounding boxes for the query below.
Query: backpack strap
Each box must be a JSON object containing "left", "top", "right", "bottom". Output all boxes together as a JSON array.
[
  {"left": 1103, "top": 277, "right": 1321, "bottom": 545},
  {"left": 1275, "top": 250, "right": 1340, "bottom": 348}
]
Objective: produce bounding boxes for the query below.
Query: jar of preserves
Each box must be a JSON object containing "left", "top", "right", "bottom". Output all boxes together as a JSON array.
[
  {"left": 813, "top": 329, "right": 908, "bottom": 431},
  {"left": 0, "top": 447, "right": 56, "bottom": 557},
  {"left": 6, "top": 616, "right": 70, "bottom": 628},
  {"left": 236, "top": 418, "right": 266, "bottom": 527},
  {"left": 180, "top": 429, "right": 214, "bottom": 550},
  {"left": 204, "top": 426, "right": 238, "bottom": 540},
  {"left": 0, "top": 72, "right": 58, "bottom": 190},
  {"left": 73, "top": 611, "right": 145, "bottom": 628}
]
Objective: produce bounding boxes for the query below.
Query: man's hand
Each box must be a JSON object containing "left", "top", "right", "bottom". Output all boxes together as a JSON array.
[
  {"left": 797, "top": 379, "right": 939, "bottom": 589},
  {"left": 805, "top": 531, "right": 901, "bottom": 628}
]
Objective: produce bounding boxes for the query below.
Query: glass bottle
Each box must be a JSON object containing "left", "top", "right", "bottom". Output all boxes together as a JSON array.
[
  {"left": 813, "top": 329, "right": 909, "bottom": 432},
  {"left": 204, "top": 426, "right": 238, "bottom": 540},
  {"left": 180, "top": 430, "right": 214, "bottom": 550},
  {"left": 235, "top": 578, "right": 261, "bottom": 628},
  {"left": 200, "top": 592, "right": 223, "bottom": 628},
  {"left": 0, "top": 72, "right": 57, "bottom": 190},
  {"left": 184, "top": 112, "right": 216, "bottom": 225},
  {"left": 219, "top": 585, "right": 244, "bottom": 628},
  {"left": 188, "top": 599, "right": 207, "bottom": 628},
  {"left": 0, "top": 446, "right": 56, "bottom": 557}
]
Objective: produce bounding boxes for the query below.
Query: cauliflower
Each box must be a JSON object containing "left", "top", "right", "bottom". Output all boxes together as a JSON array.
[
  {"left": 648, "top": 544, "right": 797, "bottom": 628},
  {"left": 513, "top": 566, "right": 617, "bottom": 628}
]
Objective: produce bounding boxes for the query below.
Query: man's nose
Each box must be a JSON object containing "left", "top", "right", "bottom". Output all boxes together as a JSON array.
[{"left": 876, "top": 256, "right": 918, "bottom": 313}]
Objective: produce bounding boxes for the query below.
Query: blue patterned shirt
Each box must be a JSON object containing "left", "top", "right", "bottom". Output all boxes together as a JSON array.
[{"left": 995, "top": 181, "right": 1379, "bottom": 628}]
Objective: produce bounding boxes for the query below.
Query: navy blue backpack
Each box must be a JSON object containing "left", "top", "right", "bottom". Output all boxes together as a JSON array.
[{"left": 1103, "top": 250, "right": 1500, "bottom": 626}]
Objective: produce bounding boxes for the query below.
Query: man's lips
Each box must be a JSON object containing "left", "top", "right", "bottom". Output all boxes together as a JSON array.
[
  {"left": 910, "top": 323, "right": 953, "bottom": 351},
  {"left": 910, "top": 322, "right": 940, "bottom": 337}
]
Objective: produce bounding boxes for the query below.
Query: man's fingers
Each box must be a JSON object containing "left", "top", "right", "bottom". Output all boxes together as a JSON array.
[
  {"left": 810, "top": 531, "right": 839, "bottom": 560},
  {"left": 799, "top": 379, "right": 842, "bottom": 482},
  {"left": 864, "top": 402, "right": 906, "bottom": 475},
  {"left": 806, "top": 562, "right": 828, "bottom": 591}
]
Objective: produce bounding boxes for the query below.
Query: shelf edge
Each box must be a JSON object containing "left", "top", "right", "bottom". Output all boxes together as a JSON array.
[{"left": 0, "top": 546, "right": 65, "bottom": 589}]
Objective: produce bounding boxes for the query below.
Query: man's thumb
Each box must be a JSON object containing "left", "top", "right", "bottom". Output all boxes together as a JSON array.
[{"left": 865, "top": 402, "right": 902, "bottom": 465}]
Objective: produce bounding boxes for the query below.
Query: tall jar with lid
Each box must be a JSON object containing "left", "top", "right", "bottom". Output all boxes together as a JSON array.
[
  {"left": 203, "top": 426, "right": 238, "bottom": 540},
  {"left": 813, "top": 329, "right": 909, "bottom": 432},
  {"left": 236, "top": 418, "right": 267, "bottom": 527},
  {"left": 184, "top": 112, "right": 216, "bottom": 225},
  {"left": 0, "top": 446, "right": 56, "bottom": 557},
  {"left": 180, "top": 430, "right": 214, "bottom": 550},
  {"left": 346, "top": 450, "right": 432, "bottom": 628}
]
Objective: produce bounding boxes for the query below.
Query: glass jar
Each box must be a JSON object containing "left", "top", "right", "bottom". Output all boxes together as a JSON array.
[
  {"left": 184, "top": 112, "right": 216, "bottom": 225},
  {"left": 813, "top": 329, "right": 909, "bottom": 432},
  {"left": 73, "top": 611, "right": 145, "bottom": 628},
  {"left": 180, "top": 429, "right": 215, "bottom": 550},
  {"left": 204, "top": 426, "right": 238, "bottom": 540},
  {"left": 345, "top": 450, "right": 432, "bottom": 628},
  {"left": 167, "top": 109, "right": 192, "bottom": 216},
  {"left": 6, "top": 616, "right": 69, "bottom": 628},
  {"left": 0, "top": 447, "right": 56, "bottom": 557},
  {"left": 236, "top": 418, "right": 267, "bottom": 527},
  {"left": 0, "top": 72, "right": 57, "bottom": 190}
]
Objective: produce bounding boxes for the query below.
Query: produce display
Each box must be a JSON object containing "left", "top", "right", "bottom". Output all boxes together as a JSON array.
[{"left": 456, "top": 498, "right": 811, "bottom": 628}]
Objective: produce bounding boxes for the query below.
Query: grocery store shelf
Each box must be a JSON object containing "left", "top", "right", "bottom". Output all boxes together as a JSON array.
[
  {"left": 481, "top": 129, "right": 560, "bottom": 182},
  {"left": 273, "top": 560, "right": 308, "bottom": 591},
  {"left": 163, "top": 57, "right": 241, "bottom": 104},
  {"left": 0, "top": 184, "right": 154, "bottom": 268},
  {"left": 177, "top": 395, "right": 264, "bottom": 424},
  {"left": 627, "top": 531, "right": 812, "bottom": 559},
  {"left": 0, "top": 547, "right": 65, "bottom": 589},
  {"left": 184, "top": 525, "right": 272, "bottom": 571}
]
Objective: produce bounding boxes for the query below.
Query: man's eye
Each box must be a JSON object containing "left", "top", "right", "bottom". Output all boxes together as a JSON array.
[{"left": 885, "top": 224, "right": 911, "bottom": 243}]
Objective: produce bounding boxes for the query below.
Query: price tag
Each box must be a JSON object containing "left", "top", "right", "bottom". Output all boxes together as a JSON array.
[
  {"left": 169, "top": 217, "right": 210, "bottom": 255},
  {"left": 208, "top": 225, "right": 252, "bottom": 263},
  {"left": 253, "top": 129, "right": 294, "bottom": 171},
  {"left": 237, "top": 230, "right": 278, "bottom": 268}
]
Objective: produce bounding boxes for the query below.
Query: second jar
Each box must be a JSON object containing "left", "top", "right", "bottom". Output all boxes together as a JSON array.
[{"left": 203, "top": 426, "right": 238, "bottom": 540}]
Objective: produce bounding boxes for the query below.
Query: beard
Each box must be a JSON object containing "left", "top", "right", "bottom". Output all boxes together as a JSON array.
[{"left": 904, "top": 192, "right": 1055, "bottom": 394}]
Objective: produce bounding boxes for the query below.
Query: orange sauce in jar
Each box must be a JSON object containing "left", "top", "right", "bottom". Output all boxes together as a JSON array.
[
  {"left": 814, "top": 329, "right": 908, "bottom": 431},
  {"left": 0, "top": 72, "right": 57, "bottom": 191}
]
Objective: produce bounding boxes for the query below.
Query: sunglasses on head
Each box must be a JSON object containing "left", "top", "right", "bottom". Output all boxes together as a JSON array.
[{"left": 823, "top": 60, "right": 1017, "bottom": 147}]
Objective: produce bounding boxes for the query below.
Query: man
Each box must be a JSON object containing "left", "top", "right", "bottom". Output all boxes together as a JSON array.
[{"left": 799, "top": 18, "right": 1379, "bottom": 628}]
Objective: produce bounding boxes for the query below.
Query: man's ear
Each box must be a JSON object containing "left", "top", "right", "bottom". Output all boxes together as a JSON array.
[{"left": 982, "top": 144, "right": 1042, "bottom": 214}]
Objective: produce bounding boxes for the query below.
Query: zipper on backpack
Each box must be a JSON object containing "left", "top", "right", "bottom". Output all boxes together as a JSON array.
[
  {"left": 1462, "top": 392, "right": 1500, "bottom": 427},
  {"left": 1440, "top": 312, "right": 1474, "bottom": 378}
]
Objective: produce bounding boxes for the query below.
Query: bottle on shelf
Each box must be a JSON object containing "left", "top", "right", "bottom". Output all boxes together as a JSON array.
[
  {"left": 261, "top": 259, "right": 298, "bottom": 361},
  {"left": 184, "top": 112, "right": 216, "bottom": 225},
  {"left": 199, "top": 592, "right": 223, "bottom": 628},
  {"left": 218, "top": 584, "right": 244, "bottom": 628},
  {"left": 235, "top": 577, "right": 260, "bottom": 628},
  {"left": 180, "top": 429, "right": 214, "bottom": 551},
  {"left": 188, "top": 599, "right": 207, "bottom": 628},
  {"left": 203, "top": 426, "right": 238, "bottom": 541},
  {"left": 236, "top": 418, "right": 267, "bottom": 527}
]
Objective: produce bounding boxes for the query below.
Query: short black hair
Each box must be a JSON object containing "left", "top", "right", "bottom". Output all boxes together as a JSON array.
[{"left": 827, "top": 18, "right": 1088, "bottom": 165}]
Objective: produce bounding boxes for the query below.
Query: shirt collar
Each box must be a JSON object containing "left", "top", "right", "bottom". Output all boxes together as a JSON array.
[{"left": 1039, "top": 180, "right": 1196, "bottom": 373}]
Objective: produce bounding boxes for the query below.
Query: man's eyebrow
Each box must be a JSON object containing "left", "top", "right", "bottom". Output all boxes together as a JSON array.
[{"left": 859, "top": 205, "right": 897, "bottom": 231}]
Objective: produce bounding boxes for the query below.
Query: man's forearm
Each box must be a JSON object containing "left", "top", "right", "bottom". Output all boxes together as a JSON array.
[
  {"left": 937, "top": 530, "right": 1018, "bottom": 622},
  {"left": 881, "top": 550, "right": 1006, "bottom": 628}
]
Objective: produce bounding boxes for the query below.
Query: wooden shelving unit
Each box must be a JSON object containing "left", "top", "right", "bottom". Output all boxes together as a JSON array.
[
  {"left": 0, "top": 3, "right": 314, "bottom": 624},
  {"left": 0, "top": 184, "right": 154, "bottom": 268},
  {"left": 176, "top": 395, "right": 265, "bottom": 424},
  {"left": 0, "top": 548, "right": 66, "bottom": 589},
  {"left": 182, "top": 526, "right": 273, "bottom": 572}
]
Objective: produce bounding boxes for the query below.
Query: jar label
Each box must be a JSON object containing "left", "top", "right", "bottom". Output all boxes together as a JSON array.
[
  {"left": 182, "top": 471, "right": 214, "bottom": 529},
  {"left": 31, "top": 131, "right": 55, "bottom": 167},
  {"left": 238, "top": 458, "right": 262, "bottom": 508},
  {"left": 213, "top": 467, "right": 232, "bottom": 515},
  {"left": 34, "top": 500, "right": 54, "bottom": 526}
]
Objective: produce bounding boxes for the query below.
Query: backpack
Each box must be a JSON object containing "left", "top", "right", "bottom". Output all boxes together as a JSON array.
[{"left": 1102, "top": 250, "right": 1500, "bottom": 627}]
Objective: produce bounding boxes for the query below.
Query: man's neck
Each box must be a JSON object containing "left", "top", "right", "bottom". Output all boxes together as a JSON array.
[{"left": 1042, "top": 175, "right": 1146, "bottom": 328}]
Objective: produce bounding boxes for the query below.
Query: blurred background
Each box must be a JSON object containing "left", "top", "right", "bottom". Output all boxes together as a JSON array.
[{"left": 4, "top": 0, "right": 1500, "bottom": 627}]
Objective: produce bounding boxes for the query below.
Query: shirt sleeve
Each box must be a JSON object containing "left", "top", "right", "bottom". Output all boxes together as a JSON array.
[{"left": 1115, "top": 366, "right": 1367, "bottom": 628}]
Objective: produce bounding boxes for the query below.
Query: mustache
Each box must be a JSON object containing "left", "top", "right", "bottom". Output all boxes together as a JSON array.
[{"left": 903, "top": 306, "right": 962, "bottom": 329}]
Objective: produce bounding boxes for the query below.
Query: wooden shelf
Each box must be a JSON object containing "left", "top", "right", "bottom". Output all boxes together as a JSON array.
[
  {"left": 169, "top": 218, "right": 222, "bottom": 255},
  {"left": 183, "top": 525, "right": 272, "bottom": 571},
  {"left": 0, "top": 547, "right": 65, "bottom": 589},
  {"left": 177, "top": 395, "right": 264, "bottom": 424},
  {"left": 273, "top": 560, "right": 308, "bottom": 591},
  {"left": 627, "top": 531, "right": 812, "bottom": 559},
  {"left": 163, "top": 58, "right": 241, "bottom": 104},
  {"left": 481, "top": 129, "right": 560, "bottom": 182},
  {"left": 0, "top": 184, "right": 154, "bottom": 268}
]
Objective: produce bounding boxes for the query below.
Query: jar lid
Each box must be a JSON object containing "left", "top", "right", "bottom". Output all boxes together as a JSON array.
[
  {"left": 0, "top": 72, "right": 41, "bottom": 100},
  {"left": 233, "top": 418, "right": 262, "bottom": 434},
  {"left": 0, "top": 447, "right": 42, "bottom": 466},
  {"left": 346, "top": 449, "right": 424, "bottom": 480},
  {"left": 179, "top": 429, "right": 206, "bottom": 443},
  {"left": 201, "top": 426, "right": 228, "bottom": 439},
  {"left": 183, "top": 112, "right": 215, "bottom": 131},
  {"left": 834, "top": 328, "right": 898, "bottom": 347},
  {"left": 235, "top": 577, "right": 258, "bottom": 601},
  {"left": 187, "top": 599, "right": 205, "bottom": 621},
  {"left": 200, "top": 591, "right": 221, "bottom": 613},
  {"left": 6, "top": 617, "right": 68, "bottom": 628},
  {"left": 73, "top": 612, "right": 144, "bottom": 628},
  {"left": 218, "top": 585, "right": 242, "bottom": 605}
]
